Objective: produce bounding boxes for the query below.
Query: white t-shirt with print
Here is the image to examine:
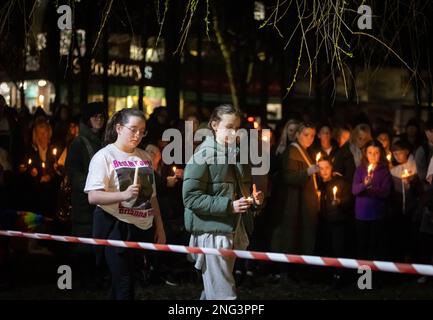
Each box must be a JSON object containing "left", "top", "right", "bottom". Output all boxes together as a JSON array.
[{"left": 84, "top": 144, "right": 156, "bottom": 230}]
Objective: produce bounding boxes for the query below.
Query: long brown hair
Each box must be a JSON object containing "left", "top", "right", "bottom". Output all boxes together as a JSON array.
[
  {"left": 104, "top": 108, "right": 146, "bottom": 145},
  {"left": 361, "top": 139, "right": 388, "bottom": 168}
]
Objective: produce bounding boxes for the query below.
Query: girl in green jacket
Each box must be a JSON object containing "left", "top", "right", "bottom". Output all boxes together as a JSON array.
[{"left": 183, "top": 104, "right": 264, "bottom": 300}]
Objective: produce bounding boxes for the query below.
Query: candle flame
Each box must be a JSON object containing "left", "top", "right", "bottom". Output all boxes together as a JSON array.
[
  {"left": 316, "top": 153, "right": 321, "bottom": 162},
  {"left": 368, "top": 164, "right": 374, "bottom": 175},
  {"left": 402, "top": 168, "right": 409, "bottom": 178},
  {"left": 253, "top": 121, "right": 259, "bottom": 129},
  {"left": 333, "top": 186, "right": 337, "bottom": 196},
  {"left": 42, "top": 162, "right": 46, "bottom": 169},
  {"left": 28, "top": 158, "right": 32, "bottom": 165},
  {"left": 387, "top": 154, "right": 392, "bottom": 162},
  {"left": 52, "top": 148, "right": 57, "bottom": 156},
  {"left": 173, "top": 166, "right": 177, "bottom": 173}
]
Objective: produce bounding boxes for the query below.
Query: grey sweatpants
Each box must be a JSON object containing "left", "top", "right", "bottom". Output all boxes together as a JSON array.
[{"left": 189, "top": 219, "right": 249, "bottom": 300}]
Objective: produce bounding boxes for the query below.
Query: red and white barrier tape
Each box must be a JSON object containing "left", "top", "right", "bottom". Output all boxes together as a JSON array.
[{"left": 1, "top": 229, "right": 433, "bottom": 276}]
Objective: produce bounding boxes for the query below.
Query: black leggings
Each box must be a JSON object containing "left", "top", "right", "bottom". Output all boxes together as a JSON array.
[
  {"left": 93, "top": 207, "right": 154, "bottom": 300},
  {"left": 356, "top": 219, "right": 385, "bottom": 260}
]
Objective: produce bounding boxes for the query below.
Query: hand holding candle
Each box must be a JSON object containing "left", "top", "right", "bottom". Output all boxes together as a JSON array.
[
  {"left": 133, "top": 165, "right": 139, "bottom": 185},
  {"left": 331, "top": 185, "right": 340, "bottom": 206},
  {"left": 316, "top": 152, "right": 321, "bottom": 164},
  {"left": 367, "top": 164, "right": 374, "bottom": 176},
  {"left": 365, "top": 164, "right": 374, "bottom": 186},
  {"left": 40, "top": 162, "right": 51, "bottom": 182},
  {"left": 251, "top": 183, "right": 264, "bottom": 206}
]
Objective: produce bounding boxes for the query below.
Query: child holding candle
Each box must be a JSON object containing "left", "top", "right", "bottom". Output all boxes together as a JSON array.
[
  {"left": 352, "top": 140, "right": 392, "bottom": 260},
  {"left": 376, "top": 129, "right": 394, "bottom": 169},
  {"left": 317, "top": 156, "right": 354, "bottom": 286},
  {"left": 388, "top": 140, "right": 422, "bottom": 262},
  {"left": 85, "top": 108, "right": 166, "bottom": 300},
  {"left": 183, "top": 104, "right": 263, "bottom": 300}
]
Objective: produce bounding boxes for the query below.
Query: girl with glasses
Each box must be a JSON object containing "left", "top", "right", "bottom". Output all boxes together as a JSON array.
[{"left": 85, "top": 108, "right": 166, "bottom": 300}]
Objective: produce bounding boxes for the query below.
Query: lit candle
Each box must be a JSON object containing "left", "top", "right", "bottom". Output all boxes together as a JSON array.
[
  {"left": 367, "top": 164, "right": 374, "bottom": 176},
  {"left": 133, "top": 166, "right": 139, "bottom": 185},
  {"left": 333, "top": 186, "right": 338, "bottom": 201},
  {"left": 38, "top": 95, "right": 45, "bottom": 107},
  {"left": 52, "top": 148, "right": 57, "bottom": 157},
  {"left": 172, "top": 166, "right": 177, "bottom": 177},
  {"left": 316, "top": 153, "right": 321, "bottom": 164},
  {"left": 387, "top": 154, "right": 392, "bottom": 162}
]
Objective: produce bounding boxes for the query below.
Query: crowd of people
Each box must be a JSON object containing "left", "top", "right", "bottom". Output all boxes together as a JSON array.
[{"left": 1, "top": 92, "right": 433, "bottom": 299}]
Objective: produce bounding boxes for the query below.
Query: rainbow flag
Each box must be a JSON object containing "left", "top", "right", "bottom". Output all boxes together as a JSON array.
[{"left": 0, "top": 210, "right": 51, "bottom": 232}]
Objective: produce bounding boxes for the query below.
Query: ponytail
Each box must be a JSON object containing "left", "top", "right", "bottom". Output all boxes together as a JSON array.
[
  {"left": 104, "top": 108, "right": 146, "bottom": 145},
  {"left": 208, "top": 104, "right": 242, "bottom": 131}
]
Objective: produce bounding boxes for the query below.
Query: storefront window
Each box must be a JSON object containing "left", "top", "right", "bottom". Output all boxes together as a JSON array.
[
  {"left": 90, "top": 85, "right": 166, "bottom": 117},
  {"left": 143, "top": 86, "right": 166, "bottom": 118},
  {"left": 0, "top": 80, "right": 54, "bottom": 112}
]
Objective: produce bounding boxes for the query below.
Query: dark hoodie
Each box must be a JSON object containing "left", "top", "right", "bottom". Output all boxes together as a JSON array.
[{"left": 65, "top": 122, "right": 103, "bottom": 237}]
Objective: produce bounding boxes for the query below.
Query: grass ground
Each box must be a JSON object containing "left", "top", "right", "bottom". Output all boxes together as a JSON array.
[{"left": 1, "top": 251, "right": 432, "bottom": 300}]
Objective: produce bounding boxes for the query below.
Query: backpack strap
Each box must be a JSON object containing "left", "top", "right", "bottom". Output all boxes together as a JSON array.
[{"left": 79, "top": 136, "right": 95, "bottom": 159}]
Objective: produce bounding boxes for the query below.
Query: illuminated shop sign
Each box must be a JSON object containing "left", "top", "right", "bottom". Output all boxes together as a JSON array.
[{"left": 72, "top": 58, "right": 153, "bottom": 81}]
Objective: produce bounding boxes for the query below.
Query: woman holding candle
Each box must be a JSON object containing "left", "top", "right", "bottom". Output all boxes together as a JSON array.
[
  {"left": 20, "top": 120, "right": 59, "bottom": 217},
  {"left": 376, "top": 129, "right": 393, "bottom": 168},
  {"left": 183, "top": 104, "right": 263, "bottom": 300},
  {"left": 352, "top": 140, "right": 392, "bottom": 260},
  {"left": 270, "top": 123, "right": 320, "bottom": 261},
  {"left": 85, "top": 108, "right": 166, "bottom": 300}
]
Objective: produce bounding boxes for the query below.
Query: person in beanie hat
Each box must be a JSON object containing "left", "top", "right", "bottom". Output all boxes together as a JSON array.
[
  {"left": 65, "top": 101, "right": 106, "bottom": 288},
  {"left": 81, "top": 102, "right": 106, "bottom": 124}
]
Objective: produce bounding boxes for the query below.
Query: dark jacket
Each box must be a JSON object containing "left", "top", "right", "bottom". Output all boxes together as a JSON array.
[
  {"left": 318, "top": 175, "right": 354, "bottom": 222},
  {"left": 21, "top": 144, "right": 59, "bottom": 216},
  {"left": 333, "top": 142, "right": 356, "bottom": 183},
  {"left": 309, "top": 140, "right": 340, "bottom": 164},
  {"left": 183, "top": 136, "right": 255, "bottom": 234},
  {"left": 270, "top": 144, "right": 320, "bottom": 254},
  {"left": 65, "top": 122, "right": 103, "bottom": 237}
]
